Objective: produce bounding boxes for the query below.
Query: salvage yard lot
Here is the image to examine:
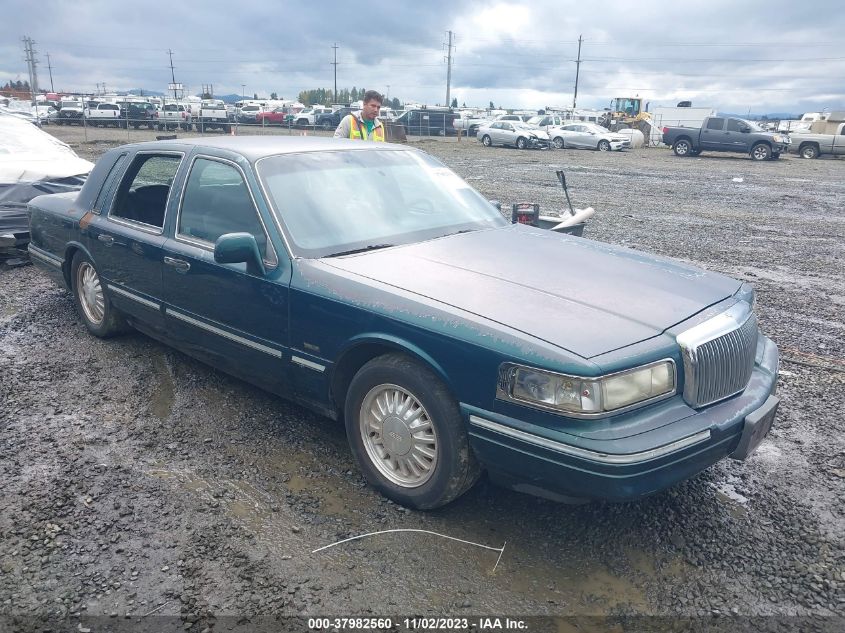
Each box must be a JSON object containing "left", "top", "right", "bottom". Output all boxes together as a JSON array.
[{"left": 1, "top": 125, "right": 843, "bottom": 629}]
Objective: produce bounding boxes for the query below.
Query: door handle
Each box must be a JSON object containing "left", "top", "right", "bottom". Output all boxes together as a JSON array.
[
  {"left": 97, "top": 234, "right": 114, "bottom": 246},
  {"left": 163, "top": 256, "right": 191, "bottom": 273}
]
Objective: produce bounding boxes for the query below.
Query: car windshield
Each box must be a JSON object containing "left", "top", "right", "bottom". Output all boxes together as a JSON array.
[
  {"left": 257, "top": 149, "right": 508, "bottom": 258},
  {"left": 513, "top": 122, "right": 538, "bottom": 130}
]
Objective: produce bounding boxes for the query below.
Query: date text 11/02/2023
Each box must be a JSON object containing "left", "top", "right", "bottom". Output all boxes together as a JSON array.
[{"left": 307, "top": 617, "right": 529, "bottom": 630}]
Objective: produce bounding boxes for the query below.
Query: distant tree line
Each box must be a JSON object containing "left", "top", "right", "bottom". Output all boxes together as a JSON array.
[
  {"left": 2, "top": 80, "right": 31, "bottom": 91},
  {"left": 297, "top": 87, "right": 401, "bottom": 110}
]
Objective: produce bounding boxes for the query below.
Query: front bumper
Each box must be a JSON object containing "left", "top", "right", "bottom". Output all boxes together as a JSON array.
[{"left": 464, "top": 334, "right": 779, "bottom": 502}]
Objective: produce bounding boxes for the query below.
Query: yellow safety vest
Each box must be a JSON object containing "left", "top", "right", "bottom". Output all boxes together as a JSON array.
[{"left": 349, "top": 115, "right": 385, "bottom": 141}]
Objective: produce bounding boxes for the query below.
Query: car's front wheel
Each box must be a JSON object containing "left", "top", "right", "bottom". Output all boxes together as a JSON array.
[
  {"left": 516, "top": 137, "right": 528, "bottom": 149},
  {"left": 344, "top": 353, "right": 480, "bottom": 510},
  {"left": 481, "top": 135, "right": 492, "bottom": 147},
  {"left": 597, "top": 139, "right": 611, "bottom": 152},
  {"left": 552, "top": 136, "right": 564, "bottom": 149},
  {"left": 71, "top": 252, "right": 127, "bottom": 338},
  {"left": 751, "top": 143, "right": 772, "bottom": 161}
]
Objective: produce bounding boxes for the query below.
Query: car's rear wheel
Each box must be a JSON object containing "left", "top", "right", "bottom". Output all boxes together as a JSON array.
[
  {"left": 597, "top": 139, "right": 611, "bottom": 152},
  {"left": 481, "top": 135, "right": 492, "bottom": 147},
  {"left": 344, "top": 353, "right": 480, "bottom": 510},
  {"left": 799, "top": 144, "right": 819, "bottom": 159},
  {"left": 673, "top": 139, "right": 692, "bottom": 156},
  {"left": 71, "top": 252, "right": 127, "bottom": 338},
  {"left": 751, "top": 143, "right": 771, "bottom": 161},
  {"left": 552, "top": 136, "right": 564, "bottom": 149}
]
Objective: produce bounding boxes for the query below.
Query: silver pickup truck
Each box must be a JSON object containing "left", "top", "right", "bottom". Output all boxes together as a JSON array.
[{"left": 789, "top": 122, "right": 845, "bottom": 158}]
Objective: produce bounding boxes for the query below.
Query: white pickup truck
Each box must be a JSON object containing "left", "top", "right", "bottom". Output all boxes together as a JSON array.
[
  {"left": 453, "top": 114, "right": 492, "bottom": 136},
  {"left": 292, "top": 106, "right": 331, "bottom": 127},
  {"left": 84, "top": 102, "right": 123, "bottom": 127},
  {"left": 198, "top": 99, "right": 231, "bottom": 133},
  {"left": 155, "top": 103, "right": 193, "bottom": 131}
]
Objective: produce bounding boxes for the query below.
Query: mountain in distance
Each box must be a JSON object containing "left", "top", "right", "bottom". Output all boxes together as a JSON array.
[{"left": 127, "top": 89, "right": 165, "bottom": 97}]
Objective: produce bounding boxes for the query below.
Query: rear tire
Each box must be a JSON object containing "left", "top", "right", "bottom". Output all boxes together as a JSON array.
[
  {"left": 799, "top": 144, "right": 819, "bottom": 159},
  {"left": 344, "top": 353, "right": 480, "bottom": 510},
  {"left": 673, "top": 138, "right": 692, "bottom": 156},
  {"left": 70, "top": 252, "right": 127, "bottom": 338}
]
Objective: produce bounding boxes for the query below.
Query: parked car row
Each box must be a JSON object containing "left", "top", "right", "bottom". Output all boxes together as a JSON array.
[{"left": 477, "top": 120, "right": 631, "bottom": 152}]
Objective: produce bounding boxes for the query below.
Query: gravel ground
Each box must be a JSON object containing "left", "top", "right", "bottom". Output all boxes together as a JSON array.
[{"left": 1, "top": 125, "right": 843, "bottom": 632}]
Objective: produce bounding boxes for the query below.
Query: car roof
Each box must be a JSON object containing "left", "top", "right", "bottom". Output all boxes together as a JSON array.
[{"left": 124, "top": 136, "right": 409, "bottom": 162}]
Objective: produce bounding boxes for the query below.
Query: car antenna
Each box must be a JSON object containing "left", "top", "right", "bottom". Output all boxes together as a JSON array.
[{"left": 556, "top": 170, "right": 576, "bottom": 218}]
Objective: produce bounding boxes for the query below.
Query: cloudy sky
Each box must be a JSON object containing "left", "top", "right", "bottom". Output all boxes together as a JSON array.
[{"left": 3, "top": 0, "right": 844, "bottom": 114}]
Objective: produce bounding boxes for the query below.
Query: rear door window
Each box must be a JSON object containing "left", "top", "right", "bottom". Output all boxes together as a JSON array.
[
  {"left": 109, "top": 154, "right": 182, "bottom": 230},
  {"left": 706, "top": 118, "right": 725, "bottom": 130}
]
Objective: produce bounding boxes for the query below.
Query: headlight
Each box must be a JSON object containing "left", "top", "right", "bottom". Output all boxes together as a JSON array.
[
  {"left": 499, "top": 360, "right": 676, "bottom": 417},
  {"left": 772, "top": 134, "right": 783, "bottom": 143}
]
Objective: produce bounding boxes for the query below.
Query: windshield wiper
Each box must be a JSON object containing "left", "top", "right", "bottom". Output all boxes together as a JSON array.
[{"left": 326, "top": 244, "right": 395, "bottom": 257}]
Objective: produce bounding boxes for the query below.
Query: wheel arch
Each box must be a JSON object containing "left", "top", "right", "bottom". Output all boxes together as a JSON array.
[
  {"left": 62, "top": 241, "right": 96, "bottom": 289},
  {"left": 330, "top": 334, "right": 453, "bottom": 416}
]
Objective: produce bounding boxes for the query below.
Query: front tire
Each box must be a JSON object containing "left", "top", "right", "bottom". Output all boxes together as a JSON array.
[
  {"left": 751, "top": 143, "right": 771, "bottom": 161},
  {"left": 552, "top": 136, "right": 564, "bottom": 149},
  {"left": 673, "top": 138, "right": 692, "bottom": 156},
  {"left": 481, "top": 135, "right": 492, "bottom": 147},
  {"left": 344, "top": 353, "right": 480, "bottom": 510},
  {"left": 597, "top": 139, "right": 611, "bottom": 152},
  {"left": 70, "top": 252, "right": 127, "bottom": 338},
  {"left": 516, "top": 137, "right": 528, "bottom": 150}
]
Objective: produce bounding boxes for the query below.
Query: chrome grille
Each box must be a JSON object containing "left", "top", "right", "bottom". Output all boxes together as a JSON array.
[{"left": 677, "top": 302, "right": 758, "bottom": 408}]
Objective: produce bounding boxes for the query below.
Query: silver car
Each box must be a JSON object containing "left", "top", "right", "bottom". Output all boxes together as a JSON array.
[
  {"left": 477, "top": 121, "right": 549, "bottom": 149},
  {"left": 548, "top": 122, "right": 630, "bottom": 151}
]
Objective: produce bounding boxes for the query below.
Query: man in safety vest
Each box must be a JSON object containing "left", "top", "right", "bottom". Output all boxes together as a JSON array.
[{"left": 333, "top": 90, "right": 386, "bottom": 141}]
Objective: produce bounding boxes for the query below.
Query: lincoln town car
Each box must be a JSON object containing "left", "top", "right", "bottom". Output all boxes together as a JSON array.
[{"left": 27, "top": 137, "right": 779, "bottom": 509}]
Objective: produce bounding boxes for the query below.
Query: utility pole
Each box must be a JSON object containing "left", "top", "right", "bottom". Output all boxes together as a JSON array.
[
  {"left": 331, "top": 43, "right": 339, "bottom": 103},
  {"left": 22, "top": 37, "right": 39, "bottom": 104},
  {"left": 46, "top": 52, "right": 55, "bottom": 93},
  {"left": 168, "top": 49, "right": 178, "bottom": 100},
  {"left": 444, "top": 30, "right": 454, "bottom": 108},
  {"left": 572, "top": 34, "right": 582, "bottom": 109}
]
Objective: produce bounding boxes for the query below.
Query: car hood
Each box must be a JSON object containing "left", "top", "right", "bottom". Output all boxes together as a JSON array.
[{"left": 320, "top": 226, "right": 741, "bottom": 358}]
